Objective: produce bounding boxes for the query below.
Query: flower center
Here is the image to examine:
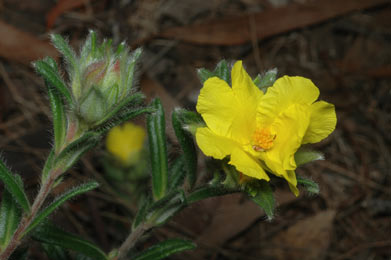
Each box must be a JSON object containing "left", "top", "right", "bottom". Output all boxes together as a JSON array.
[{"left": 252, "top": 128, "right": 276, "bottom": 152}]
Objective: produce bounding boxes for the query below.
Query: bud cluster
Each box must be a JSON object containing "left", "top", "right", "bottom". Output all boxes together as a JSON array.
[{"left": 68, "top": 31, "right": 142, "bottom": 125}]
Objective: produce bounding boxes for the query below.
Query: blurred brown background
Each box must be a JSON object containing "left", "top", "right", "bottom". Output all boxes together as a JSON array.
[{"left": 0, "top": 0, "right": 390, "bottom": 259}]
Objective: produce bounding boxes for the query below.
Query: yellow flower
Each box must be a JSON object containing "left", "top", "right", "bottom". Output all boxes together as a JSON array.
[
  {"left": 195, "top": 61, "right": 336, "bottom": 195},
  {"left": 106, "top": 122, "right": 146, "bottom": 166}
]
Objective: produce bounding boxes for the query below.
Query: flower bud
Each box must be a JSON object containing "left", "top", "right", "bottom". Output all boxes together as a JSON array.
[{"left": 68, "top": 31, "right": 142, "bottom": 126}]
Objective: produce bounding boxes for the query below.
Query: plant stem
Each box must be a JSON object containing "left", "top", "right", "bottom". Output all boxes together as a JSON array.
[
  {"left": 116, "top": 222, "right": 151, "bottom": 260},
  {"left": 0, "top": 167, "right": 63, "bottom": 260}
]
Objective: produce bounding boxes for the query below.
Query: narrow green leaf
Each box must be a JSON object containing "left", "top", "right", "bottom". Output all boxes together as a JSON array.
[
  {"left": 132, "top": 197, "right": 151, "bottom": 230},
  {"left": 187, "top": 185, "right": 237, "bottom": 204},
  {"left": 147, "top": 190, "right": 183, "bottom": 215},
  {"left": 133, "top": 239, "right": 196, "bottom": 260},
  {"left": 124, "top": 48, "right": 143, "bottom": 90},
  {"left": 294, "top": 149, "right": 324, "bottom": 166},
  {"left": 44, "top": 56, "right": 58, "bottom": 71},
  {"left": 253, "top": 68, "right": 277, "bottom": 93},
  {"left": 176, "top": 109, "right": 203, "bottom": 126},
  {"left": 46, "top": 81, "right": 67, "bottom": 153},
  {"left": 41, "top": 150, "right": 55, "bottom": 182},
  {"left": 297, "top": 176, "right": 320, "bottom": 194},
  {"left": 33, "top": 60, "right": 73, "bottom": 104},
  {"left": 197, "top": 60, "right": 231, "bottom": 84},
  {"left": 196, "top": 68, "right": 213, "bottom": 84},
  {"left": 172, "top": 109, "right": 197, "bottom": 189},
  {"left": 147, "top": 99, "right": 168, "bottom": 201},
  {"left": 59, "top": 139, "right": 99, "bottom": 173},
  {"left": 0, "top": 189, "right": 22, "bottom": 249},
  {"left": 93, "top": 92, "right": 145, "bottom": 127},
  {"left": 42, "top": 243, "right": 70, "bottom": 260},
  {"left": 148, "top": 191, "right": 186, "bottom": 226},
  {"left": 0, "top": 160, "right": 30, "bottom": 212},
  {"left": 150, "top": 203, "right": 184, "bottom": 226},
  {"left": 250, "top": 181, "right": 275, "bottom": 220},
  {"left": 55, "top": 132, "right": 99, "bottom": 166},
  {"left": 90, "top": 31, "right": 97, "bottom": 57},
  {"left": 24, "top": 181, "right": 99, "bottom": 236},
  {"left": 33, "top": 223, "right": 107, "bottom": 260},
  {"left": 97, "top": 106, "right": 155, "bottom": 135},
  {"left": 81, "top": 30, "right": 97, "bottom": 61},
  {"left": 222, "top": 163, "right": 240, "bottom": 189},
  {"left": 214, "top": 60, "right": 230, "bottom": 84},
  {"left": 115, "top": 42, "right": 126, "bottom": 56},
  {"left": 168, "top": 155, "right": 186, "bottom": 191},
  {"left": 50, "top": 34, "right": 77, "bottom": 71}
]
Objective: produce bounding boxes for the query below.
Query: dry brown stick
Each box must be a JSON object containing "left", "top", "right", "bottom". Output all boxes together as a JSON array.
[{"left": 158, "top": 0, "right": 390, "bottom": 45}]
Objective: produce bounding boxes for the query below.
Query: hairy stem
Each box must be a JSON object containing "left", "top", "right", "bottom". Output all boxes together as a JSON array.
[
  {"left": 0, "top": 167, "right": 63, "bottom": 260},
  {"left": 116, "top": 222, "right": 151, "bottom": 260}
]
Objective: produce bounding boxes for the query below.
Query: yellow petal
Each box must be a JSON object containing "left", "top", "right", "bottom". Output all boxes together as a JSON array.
[
  {"left": 196, "top": 68, "right": 262, "bottom": 144},
  {"left": 302, "top": 101, "right": 337, "bottom": 144},
  {"left": 196, "top": 77, "right": 237, "bottom": 138},
  {"left": 230, "top": 61, "right": 264, "bottom": 143},
  {"left": 265, "top": 104, "right": 310, "bottom": 171},
  {"left": 257, "top": 76, "right": 319, "bottom": 125},
  {"left": 288, "top": 173, "right": 300, "bottom": 197},
  {"left": 195, "top": 127, "right": 238, "bottom": 159},
  {"left": 231, "top": 61, "right": 263, "bottom": 107},
  {"left": 229, "top": 147, "right": 269, "bottom": 180}
]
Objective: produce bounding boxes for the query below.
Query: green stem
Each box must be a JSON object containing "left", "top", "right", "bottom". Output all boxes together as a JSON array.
[
  {"left": 0, "top": 167, "right": 63, "bottom": 260},
  {"left": 115, "top": 222, "right": 151, "bottom": 260}
]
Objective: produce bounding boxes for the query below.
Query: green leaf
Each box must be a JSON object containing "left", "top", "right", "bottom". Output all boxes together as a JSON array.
[
  {"left": 24, "top": 181, "right": 99, "bottom": 236},
  {"left": 253, "top": 68, "right": 277, "bottom": 93},
  {"left": 97, "top": 106, "right": 155, "bottom": 135},
  {"left": 177, "top": 110, "right": 203, "bottom": 126},
  {"left": 147, "top": 99, "right": 168, "bottom": 201},
  {"left": 46, "top": 81, "right": 67, "bottom": 153},
  {"left": 33, "top": 60, "right": 73, "bottom": 104},
  {"left": 147, "top": 190, "right": 183, "bottom": 215},
  {"left": 33, "top": 223, "right": 107, "bottom": 260},
  {"left": 213, "top": 60, "right": 230, "bottom": 84},
  {"left": 132, "top": 197, "right": 151, "bottom": 230},
  {"left": 44, "top": 56, "right": 59, "bottom": 71},
  {"left": 133, "top": 239, "right": 196, "bottom": 260},
  {"left": 124, "top": 48, "right": 143, "bottom": 90},
  {"left": 94, "top": 92, "right": 145, "bottom": 127},
  {"left": 148, "top": 191, "right": 186, "bottom": 226},
  {"left": 250, "top": 181, "right": 275, "bottom": 220},
  {"left": 115, "top": 42, "right": 126, "bottom": 56},
  {"left": 0, "top": 189, "right": 22, "bottom": 249},
  {"left": 50, "top": 34, "right": 77, "bottom": 72},
  {"left": 0, "top": 159, "right": 30, "bottom": 212},
  {"left": 187, "top": 185, "right": 237, "bottom": 204},
  {"left": 168, "top": 155, "right": 186, "bottom": 191},
  {"left": 42, "top": 243, "right": 70, "bottom": 260},
  {"left": 294, "top": 149, "right": 324, "bottom": 166},
  {"left": 222, "top": 163, "right": 240, "bottom": 189},
  {"left": 54, "top": 132, "right": 100, "bottom": 171},
  {"left": 80, "top": 30, "right": 97, "bottom": 62},
  {"left": 172, "top": 109, "right": 198, "bottom": 189},
  {"left": 197, "top": 60, "right": 231, "bottom": 84},
  {"left": 297, "top": 176, "right": 320, "bottom": 194},
  {"left": 196, "top": 68, "right": 213, "bottom": 84},
  {"left": 41, "top": 150, "right": 55, "bottom": 182}
]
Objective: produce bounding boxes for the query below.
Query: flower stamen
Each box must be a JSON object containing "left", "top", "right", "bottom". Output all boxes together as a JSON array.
[{"left": 252, "top": 128, "right": 276, "bottom": 152}]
